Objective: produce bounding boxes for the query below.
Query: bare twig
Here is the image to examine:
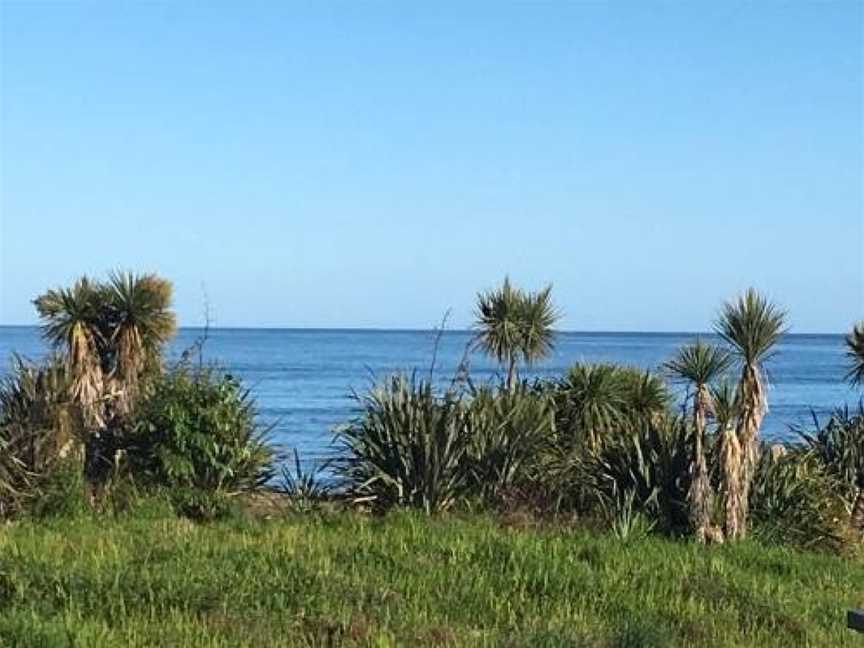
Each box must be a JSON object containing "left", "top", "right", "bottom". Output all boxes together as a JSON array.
[
  {"left": 428, "top": 308, "right": 452, "bottom": 383},
  {"left": 197, "top": 284, "right": 212, "bottom": 369},
  {"left": 179, "top": 283, "right": 213, "bottom": 368},
  {"left": 450, "top": 335, "right": 475, "bottom": 391}
]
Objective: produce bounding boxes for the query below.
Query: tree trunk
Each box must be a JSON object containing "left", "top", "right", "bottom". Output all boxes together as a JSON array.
[
  {"left": 84, "top": 413, "right": 118, "bottom": 505},
  {"left": 506, "top": 354, "right": 517, "bottom": 392},
  {"left": 689, "top": 388, "right": 716, "bottom": 543},
  {"left": 851, "top": 488, "right": 864, "bottom": 534},
  {"left": 690, "top": 465, "right": 713, "bottom": 543},
  {"left": 723, "top": 365, "right": 766, "bottom": 541},
  {"left": 720, "top": 423, "right": 746, "bottom": 540}
]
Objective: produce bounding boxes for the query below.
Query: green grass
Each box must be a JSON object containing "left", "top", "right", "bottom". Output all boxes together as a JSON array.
[{"left": 0, "top": 506, "right": 861, "bottom": 647}]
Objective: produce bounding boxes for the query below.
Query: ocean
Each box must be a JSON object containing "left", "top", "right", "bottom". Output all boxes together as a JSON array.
[{"left": 1, "top": 326, "right": 857, "bottom": 464}]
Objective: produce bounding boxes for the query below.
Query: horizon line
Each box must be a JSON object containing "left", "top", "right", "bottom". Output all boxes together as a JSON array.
[{"left": 0, "top": 324, "right": 844, "bottom": 337}]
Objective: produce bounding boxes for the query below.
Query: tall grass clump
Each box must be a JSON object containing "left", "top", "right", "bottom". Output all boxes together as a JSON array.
[
  {"left": 580, "top": 416, "right": 692, "bottom": 533},
  {"left": 463, "top": 382, "right": 556, "bottom": 503},
  {"left": 279, "top": 449, "right": 330, "bottom": 512},
  {"left": 334, "top": 374, "right": 472, "bottom": 513},
  {"left": 0, "top": 355, "right": 81, "bottom": 517},
  {"left": 334, "top": 373, "right": 562, "bottom": 514}
]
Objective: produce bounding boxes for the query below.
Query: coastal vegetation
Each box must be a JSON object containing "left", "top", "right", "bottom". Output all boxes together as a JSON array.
[{"left": 1, "top": 272, "right": 862, "bottom": 645}]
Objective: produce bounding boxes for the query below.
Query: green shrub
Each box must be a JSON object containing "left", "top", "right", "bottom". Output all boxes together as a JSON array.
[
  {"left": 749, "top": 447, "right": 848, "bottom": 552},
  {"left": 618, "top": 368, "right": 672, "bottom": 423},
  {"left": 581, "top": 416, "right": 692, "bottom": 533},
  {"left": 607, "top": 489, "right": 658, "bottom": 542},
  {"left": 124, "top": 366, "right": 274, "bottom": 498},
  {"left": 464, "top": 383, "right": 555, "bottom": 501},
  {"left": 552, "top": 364, "right": 670, "bottom": 449},
  {"left": 333, "top": 374, "right": 472, "bottom": 513},
  {"left": 539, "top": 365, "right": 698, "bottom": 532}
]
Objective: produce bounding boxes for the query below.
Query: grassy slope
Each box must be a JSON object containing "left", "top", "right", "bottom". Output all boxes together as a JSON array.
[{"left": 0, "top": 509, "right": 861, "bottom": 647}]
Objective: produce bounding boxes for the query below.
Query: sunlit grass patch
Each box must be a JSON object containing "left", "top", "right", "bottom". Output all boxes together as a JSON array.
[{"left": 0, "top": 508, "right": 860, "bottom": 646}]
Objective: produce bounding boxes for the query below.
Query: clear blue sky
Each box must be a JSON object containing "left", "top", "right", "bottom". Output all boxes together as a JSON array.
[{"left": 1, "top": 2, "right": 861, "bottom": 332}]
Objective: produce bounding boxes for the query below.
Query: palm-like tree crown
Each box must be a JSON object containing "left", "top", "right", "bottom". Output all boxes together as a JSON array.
[
  {"left": 474, "top": 277, "right": 525, "bottom": 367},
  {"left": 559, "top": 363, "right": 667, "bottom": 445},
  {"left": 562, "top": 363, "right": 628, "bottom": 440},
  {"left": 664, "top": 340, "right": 731, "bottom": 389},
  {"left": 710, "top": 380, "right": 740, "bottom": 431},
  {"left": 33, "top": 271, "right": 177, "bottom": 421},
  {"left": 845, "top": 321, "right": 864, "bottom": 387},
  {"left": 33, "top": 276, "right": 100, "bottom": 358},
  {"left": 715, "top": 288, "right": 787, "bottom": 366},
  {"left": 474, "top": 278, "right": 559, "bottom": 387},
  {"left": 518, "top": 284, "right": 557, "bottom": 366},
  {"left": 33, "top": 277, "right": 104, "bottom": 423},
  {"left": 106, "top": 271, "right": 177, "bottom": 384},
  {"left": 622, "top": 369, "right": 670, "bottom": 418}
]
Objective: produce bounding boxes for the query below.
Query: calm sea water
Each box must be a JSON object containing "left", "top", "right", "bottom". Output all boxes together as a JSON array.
[{"left": 1, "top": 326, "right": 857, "bottom": 462}]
